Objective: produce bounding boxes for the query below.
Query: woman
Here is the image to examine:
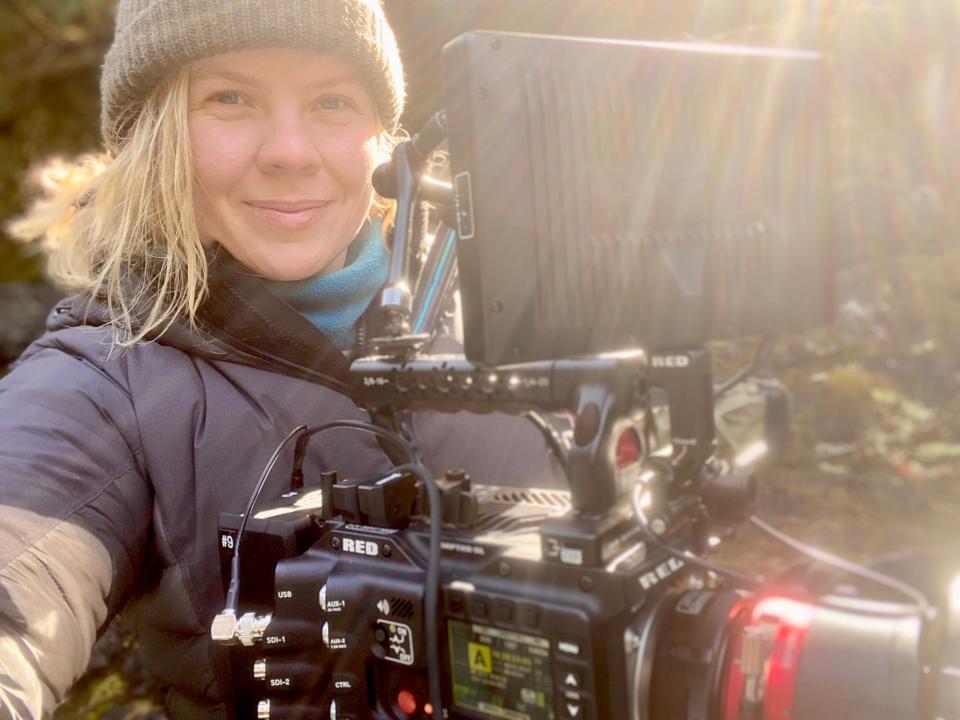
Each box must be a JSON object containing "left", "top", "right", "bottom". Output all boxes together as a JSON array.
[{"left": 1, "top": 1, "right": 561, "bottom": 717}]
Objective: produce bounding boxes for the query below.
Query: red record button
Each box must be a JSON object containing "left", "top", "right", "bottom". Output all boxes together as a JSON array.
[{"left": 396, "top": 690, "right": 418, "bottom": 715}]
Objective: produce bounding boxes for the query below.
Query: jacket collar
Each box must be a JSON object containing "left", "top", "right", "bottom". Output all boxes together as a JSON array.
[
  {"left": 55, "top": 248, "right": 370, "bottom": 392},
  {"left": 197, "top": 248, "right": 352, "bottom": 382}
]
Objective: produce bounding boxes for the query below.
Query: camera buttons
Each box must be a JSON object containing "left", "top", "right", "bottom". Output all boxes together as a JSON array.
[{"left": 396, "top": 690, "right": 418, "bottom": 715}]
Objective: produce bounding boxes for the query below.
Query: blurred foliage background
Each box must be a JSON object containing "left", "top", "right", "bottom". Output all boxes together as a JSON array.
[
  {"left": 1, "top": 0, "right": 958, "bottom": 718},
  {"left": 0, "top": 0, "right": 112, "bottom": 282}
]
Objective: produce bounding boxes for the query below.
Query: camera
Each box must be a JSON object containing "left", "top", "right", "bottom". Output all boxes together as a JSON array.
[{"left": 210, "top": 32, "right": 960, "bottom": 720}]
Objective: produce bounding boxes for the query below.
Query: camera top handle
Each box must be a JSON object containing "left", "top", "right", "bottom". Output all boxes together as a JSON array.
[{"left": 351, "top": 352, "right": 647, "bottom": 516}]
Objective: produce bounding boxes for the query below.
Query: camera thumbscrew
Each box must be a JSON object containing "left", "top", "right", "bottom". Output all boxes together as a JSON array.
[
  {"left": 579, "top": 576, "right": 594, "bottom": 592},
  {"left": 331, "top": 536, "right": 342, "bottom": 550},
  {"left": 381, "top": 544, "right": 392, "bottom": 558},
  {"left": 498, "top": 561, "right": 511, "bottom": 576}
]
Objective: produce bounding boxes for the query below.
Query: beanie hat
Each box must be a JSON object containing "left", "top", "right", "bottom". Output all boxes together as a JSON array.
[{"left": 100, "top": 0, "right": 405, "bottom": 150}]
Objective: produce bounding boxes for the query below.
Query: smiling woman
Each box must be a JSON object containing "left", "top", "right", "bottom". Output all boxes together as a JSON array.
[
  {"left": 9, "top": 0, "right": 404, "bottom": 348},
  {"left": 0, "top": 1, "right": 567, "bottom": 717},
  {"left": 188, "top": 50, "right": 384, "bottom": 281},
  {"left": 0, "top": 1, "right": 411, "bottom": 718}
]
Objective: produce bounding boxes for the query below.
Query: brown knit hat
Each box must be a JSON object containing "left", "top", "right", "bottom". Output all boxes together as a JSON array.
[{"left": 100, "top": 0, "right": 405, "bottom": 151}]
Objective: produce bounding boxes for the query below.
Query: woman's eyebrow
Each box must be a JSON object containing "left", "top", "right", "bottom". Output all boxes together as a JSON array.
[
  {"left": 191, "top": 68, "right": 261, "bottom": 86},
  {"left": 190, "top": 69, "right": 362, "bottom": 91},
  {"left": 306, "top": 73, "right": 364, "bottom": 90}
]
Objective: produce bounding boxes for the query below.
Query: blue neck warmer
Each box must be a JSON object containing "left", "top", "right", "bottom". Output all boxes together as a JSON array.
[{"left": 265, "top": 220, "right": 389, "bottom": 350}]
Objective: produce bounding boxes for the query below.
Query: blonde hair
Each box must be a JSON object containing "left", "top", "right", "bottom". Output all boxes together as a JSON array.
[
  {"left": 9, "top": 67, "right": 396, "bottom": 349},
  {"left": 9, "top": 67, "right": 203, "bottom": 347}
]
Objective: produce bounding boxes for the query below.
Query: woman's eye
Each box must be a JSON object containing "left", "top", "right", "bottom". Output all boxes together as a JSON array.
[
  {"left": 211, "top": 91, "right": 244, "bottom": 106},
  {"left": 315, "top": 96, "right": 352, "bottom": 111}
]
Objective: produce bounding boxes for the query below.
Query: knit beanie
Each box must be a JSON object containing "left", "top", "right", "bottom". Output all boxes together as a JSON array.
[{"left": 100, "top": 0, "right": 405, "bottom": 151}]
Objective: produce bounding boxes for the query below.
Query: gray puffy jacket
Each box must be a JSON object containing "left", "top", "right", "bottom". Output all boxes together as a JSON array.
[{"left": 0, "top": 255, "right": 562, "bottom": 718}]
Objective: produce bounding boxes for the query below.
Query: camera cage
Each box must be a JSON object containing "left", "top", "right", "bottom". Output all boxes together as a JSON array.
[
  {"left": 206, "top": 31, "right": 959, "bottom": 720},
  {"left": 337, "top": 34, "right": 836, "bottom": 717},
  {"left": 363, "top": 30, "right": 832, "bottom": 531}
]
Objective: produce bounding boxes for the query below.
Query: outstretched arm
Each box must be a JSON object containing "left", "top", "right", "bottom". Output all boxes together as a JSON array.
[{"left": 0, "top": 344, "right": 151, "bottom": 718}]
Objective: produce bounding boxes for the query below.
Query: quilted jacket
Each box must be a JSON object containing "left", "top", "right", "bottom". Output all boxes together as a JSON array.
[{"left": 0, "top": 253, "right": 563, "bottom": 718}]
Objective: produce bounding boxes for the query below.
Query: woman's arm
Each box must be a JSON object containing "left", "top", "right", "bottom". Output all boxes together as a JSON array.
[{"left": 0, "top": 344, "right": 152, "bottom": 718}]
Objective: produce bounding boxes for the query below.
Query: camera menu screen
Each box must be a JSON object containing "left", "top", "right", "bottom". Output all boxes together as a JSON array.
[{"left": 448, "top": 620, "right": 555, "bottom": 720}]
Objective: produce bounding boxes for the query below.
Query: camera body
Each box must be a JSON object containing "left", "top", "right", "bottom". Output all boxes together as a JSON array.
[
  {"left": 216, "top": 458, "right": 960, "bottom": 720},
  {"left": 218, "top": 474, "right": 713, "bottom": 720},
  {"left": 215, "top": 352, "right": 765, "bottom": 720}
]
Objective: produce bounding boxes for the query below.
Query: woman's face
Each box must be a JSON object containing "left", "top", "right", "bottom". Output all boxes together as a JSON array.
[{"left": 188, "top": 49, "right": 381, "bottom": 280}]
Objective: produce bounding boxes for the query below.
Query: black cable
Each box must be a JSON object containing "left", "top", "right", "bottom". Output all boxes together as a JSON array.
[
  {"left": 525, "top": 411, "right": 570, "bottom": 473},
  {"left": 225, "top": 424, "right": 308, "bottom": 613},
  {"left": 630, "top": 486, "right": 764, "bottom": 589},
  {"left": 277, "top": 421, "right": 445, "bottom": 713},
  {"left": 749, "top": 515, "right": 929, "bottom": 614},
  {"left": 218, "top": 419, "right": 444, "bottom": 715},
  {"left": 648, "top": 534, "right": 763, "bottom": 589},
  {"left": 228, "top": 420, "right": 418, "bottom": 615},
  {"left": 392, "top": 462, "right": 445, "bottom": 718},
  {"left": 713, "top": 336, "right": 773, "bottom": 398},
  {"left": 396, "top": 410, "right": 428, "bottom": 467},
  {"left": 290, "top": 419, "right": 419, "bottom": 485}
]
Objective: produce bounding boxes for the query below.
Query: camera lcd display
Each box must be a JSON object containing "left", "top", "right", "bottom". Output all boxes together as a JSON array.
[
  {"left": 443, "top": 32, "right": 832, "bottom": 364},
  {"left": 448, "top": 620, "right": 555, "bottom": 720}
]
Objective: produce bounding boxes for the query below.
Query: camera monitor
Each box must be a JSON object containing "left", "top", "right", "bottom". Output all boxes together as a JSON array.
[{"left": 442, "top": 32, "right": 832, "bottom": 365}]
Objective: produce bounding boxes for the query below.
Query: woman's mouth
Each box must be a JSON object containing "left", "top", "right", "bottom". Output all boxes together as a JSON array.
[{"left": 245, "top": 200, "right": 330, "bottom": 231}]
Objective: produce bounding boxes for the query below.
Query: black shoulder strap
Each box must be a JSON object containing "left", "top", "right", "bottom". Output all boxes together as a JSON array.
[{"left": 197, "top": 251, "right": 352, "bottom": 389}]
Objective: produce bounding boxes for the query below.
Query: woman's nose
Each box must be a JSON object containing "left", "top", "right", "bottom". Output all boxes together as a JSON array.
[{"left": 256, "top": 111, "right": 322, "bottom": 175}]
